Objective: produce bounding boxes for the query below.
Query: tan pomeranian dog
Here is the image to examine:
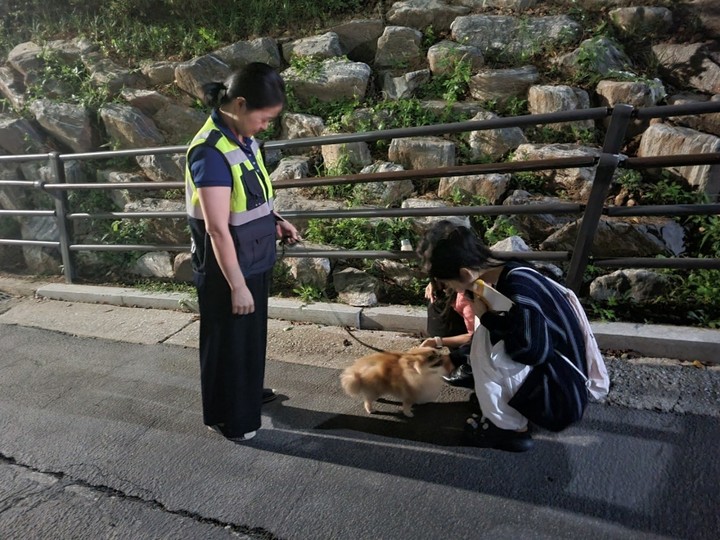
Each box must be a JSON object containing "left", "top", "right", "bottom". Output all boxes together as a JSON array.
[{"left": 340, "top": 346, "right": 450, "bottom": 417}]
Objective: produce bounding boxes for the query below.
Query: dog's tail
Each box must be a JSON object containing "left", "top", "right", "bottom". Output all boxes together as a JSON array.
[{"left": 340, "top": 368, "right": 363, "bottom": 396}]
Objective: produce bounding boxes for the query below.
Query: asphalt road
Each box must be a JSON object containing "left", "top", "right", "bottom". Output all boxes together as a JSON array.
[{"left": 1, "top": 322, "right": 719, "bottom": 540}]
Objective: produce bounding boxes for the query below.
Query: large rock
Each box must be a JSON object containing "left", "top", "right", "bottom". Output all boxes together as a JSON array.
[
  {"left": 502, "top": 190, "right": 579, "bottom": 245},
  {"left": 401, "top": 198, "right": 471, "bottom": 233},
  {"left": 321, "top": 129, "right": 372, "bottom": 172},
  {"left": 451, "top": 15, "right": 582, "bottom": 55},
  {"left": 123, "top": 199, "right": 187, "bottom": 244},
  {"left": 596, "top": 79, "right": 667, "bottom": 135},
  {"left": 666, "top": 93, "right": 720, "bottom": 137},
  {"left": 353, "top": 161, "right": 414, "bottom": 205},
  {"left": 388, "top": 137, "right": 455, "bottom": 170},
  {"left": 99, "top": 104, "right": 165, "bottom": 149},
  {"left": 329, "top": 19, "right": 384, "bottom": 64},
  {"left": 174, "top": 54, "right": 231, "bottom": 100},
  {"left": 280, "top": 242, "right": 332, "bottom": 289},
  {"left": 468, "top": 110, "right": 527, "bottom": 160},
  {"left": 540, "top": 216, "right": 685, "bottom": 257},
  {"left": 386, "top": 0, "right": 471, "bottom": 32},
  {"left": 556, "top": 36, "right": 634, "bottom": 80},
  {"left": 0, "top": 115, "right": 46, "bottom": 154},
  {"left": 28, "top": 99, "right": 99, "bottom": 153},
  {"left": 379, "top": 69, "right": 431, "bottom": 99},
  {"left": 528, "top": 85, "right": 593, "bottom": 131},
  {"left": 0, "top": 66, "right": 27, "bottom": 110},
  {"left": 282, "top": 32, "right": 343, "bottom": 63},
  {"left": 638, "top": 123, "right": 720, "bottom": 195},
  {"left": 133, "top": 251, "right": 174, "bottom": 278},
  {"left": 333, "top": 267, "right": 379, "bottom": 307},
  {"left": 374, "top": 26, "right": 424, "bottom": 70},
  {"left": 7, "top": 42, "right": 45, "bottom": 82},
  {"left": 140, "top": 61, "right": 178, "bottom": 86},
  {"left": 280, "top": 113, "right": 325, "bottom": 155},
  {"left": 282, "top": 59, "right": 372, "bottom": 105},
  {"left": 82, "top": 52, "right": 147, "bottom": 95},
  {"left": 512, "top": 143, "right": 603, "bottom": 201},
  {"left": 20, "top": 217, "right": 60, "bottom": 274},
  {"left": 590, "top": 268, "right": 668, "bottom": 303},
  {"left": 151, "top": 102, "right": 206, "bottom": 144},
  {"left": 609, "top": 7, "right": 672, "bottom": 34},
  {"left": 652, "top": 42, "right": 720, "bottom": 95},
  {"left": 469, "top": 66, "right": 539, "bottom": 105},
  {"left": 427, "top": 40, "right": 484, "bottom": 76},
  {"left": 136, "top": 154, "right": 184, "bottom": 183},
  {"left": 212, "top": 37, "right": 282, "bottom": 69},
  {"left": 44, "top": 38, "right": 97, "bottom": 64},
  {"left": 438, "top": 173, "right": 510, "bottom": 203}
]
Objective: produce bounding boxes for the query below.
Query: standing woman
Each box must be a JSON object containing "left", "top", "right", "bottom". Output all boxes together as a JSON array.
[
  {"left": 417, "top": 220, "right": 608, "bottom": 452},
  {"left": 186, "top": 62, "right": 300, "bottom": 443}
]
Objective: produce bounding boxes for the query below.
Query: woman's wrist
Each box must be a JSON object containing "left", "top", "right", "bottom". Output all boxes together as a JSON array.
[{"left": 434, "top": 336, "right": 443, "bottom": 348}]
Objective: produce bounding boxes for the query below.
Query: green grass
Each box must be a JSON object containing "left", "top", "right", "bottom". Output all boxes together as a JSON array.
[{"left": 2, "top": 0, "right": 375, "bottom": 62}]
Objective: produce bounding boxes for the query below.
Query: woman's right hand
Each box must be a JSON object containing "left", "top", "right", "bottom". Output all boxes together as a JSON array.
[
  {"left": 231, "top": 284, "right": 255, "bottom": 315},
  {"left": 424, "top": 282, "right": 435, "bottom": 301}
]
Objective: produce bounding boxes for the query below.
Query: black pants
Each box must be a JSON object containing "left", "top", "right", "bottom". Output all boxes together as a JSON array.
[{"left": 197, "top": 269, "right": 271, "bottom": 437}]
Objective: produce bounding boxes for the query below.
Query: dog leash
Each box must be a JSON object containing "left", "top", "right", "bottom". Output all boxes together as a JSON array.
[{"left": 278, "top": 237, "right": 387, "bottom": 353}]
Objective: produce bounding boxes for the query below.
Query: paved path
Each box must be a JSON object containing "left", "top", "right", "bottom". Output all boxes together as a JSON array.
[{"left": 1, "top": 308, "right": 719, "bottom": 539}]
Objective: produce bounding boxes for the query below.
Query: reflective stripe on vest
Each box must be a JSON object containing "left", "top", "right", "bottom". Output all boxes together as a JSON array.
[{"left": 185, "top": 117, "right": 274, "bottom": 226}]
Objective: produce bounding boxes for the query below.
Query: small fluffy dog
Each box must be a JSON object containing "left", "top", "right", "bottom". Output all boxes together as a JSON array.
[{"left": 340, "top": 346, "right": 450, "bottom": 417}]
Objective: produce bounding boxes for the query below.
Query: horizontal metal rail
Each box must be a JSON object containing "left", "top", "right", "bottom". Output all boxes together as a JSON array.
[
  {"left": 0, "top": 180, "right": 36, "bottom": 187},
  {"left": 623, "top": 153, "right": 720, "bottom": 168},
  {"left": 633, "top": 100, "right": 720, "bottom": 120},
  {"left": 274, "top": 157, "right": 598, "bottom": 189},
  {"left": 1, "top": 101, "right": 719, "bottom": 286},
  {"left": 42, "top": 181, "right": 185, "bottom": 191},
  {"left": 67, "top": 211, "right": 186, "bottom": 220},
  {"left": 265, "top": 108, "right": 612, "bottom": 150},
  {"left": 593, "top": 257, "right": 720, "bottom": 269},
  {"left": 280, "top": 202, "right": 582, "bottom": 220},
  {"left": 607, "top": 204, "right": 720, "bottom": 217},
  {"left": 0, "top": 210, "right": 55, "bottom": 217},
  {"left": 68, "top": 243, "right": 190, "bottom": 252},
  {"left": 0, "top": 238, "right": 60, "bottom": 247}
]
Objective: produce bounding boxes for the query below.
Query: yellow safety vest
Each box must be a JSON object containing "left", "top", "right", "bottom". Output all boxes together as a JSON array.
[{"left": 185, "top": 116, "right": 274, "bottom": 225}]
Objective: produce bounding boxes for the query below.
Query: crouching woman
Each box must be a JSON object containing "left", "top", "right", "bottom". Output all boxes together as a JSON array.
[{"left": 417, "top": 220, "right": 609, "bottom": 452}]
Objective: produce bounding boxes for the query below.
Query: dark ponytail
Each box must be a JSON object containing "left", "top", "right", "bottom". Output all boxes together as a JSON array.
[
  {"left": 201, "top": 82, "right": 230, "bottom": 108},
  {"left": 201, "top": 62, "right": 285, "bottom": 110}
]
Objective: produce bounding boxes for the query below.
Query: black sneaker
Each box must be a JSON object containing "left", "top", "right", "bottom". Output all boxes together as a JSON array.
[
  {"left": 262, "top": 388, "right": 278, "bottom": 404},
  {"left": 443, "top": 363, "right": 474, "bottom": 388},
  {"left": 468, "top": 392, "right": 481, "bottom": 414},
  {"left": 464, "top": 414, "right": 534, "bottom": 453}
]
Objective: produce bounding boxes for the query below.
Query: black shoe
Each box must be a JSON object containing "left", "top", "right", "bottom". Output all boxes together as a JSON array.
[
  {"left": 262, "top": 388, "right": 278, "bottom": 404},
  {"left": 443, "top": 363, "right": 474, "bottom": 389},
  {"left": 464, "top": 414, "right": 534, "bottom": 453},
  {"left": 468, "top": 392, "right": 481, "bottom": 414}
]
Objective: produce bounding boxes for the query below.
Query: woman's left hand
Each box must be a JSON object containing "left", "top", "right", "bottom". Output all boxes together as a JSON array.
[
  {"left": 276, "top": 219, "right": 301, "bottom": 244},
  {"left": 471, "top": 295, "right": 490, "bottom": 317}
]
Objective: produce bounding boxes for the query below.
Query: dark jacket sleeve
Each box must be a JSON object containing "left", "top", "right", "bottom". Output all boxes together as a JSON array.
[{"left": 480, "top": 280, "right": 553, "bottom": 367}]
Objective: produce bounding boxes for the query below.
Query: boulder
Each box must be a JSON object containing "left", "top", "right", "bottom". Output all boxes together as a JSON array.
[
  {"left": 374, "top": 26, "right": 424, "bottom": 70},
  {"left": 282, "top": 58, "right": 372, "bottom": 105}
]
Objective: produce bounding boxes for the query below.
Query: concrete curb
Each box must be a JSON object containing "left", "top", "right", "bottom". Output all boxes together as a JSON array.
[{"left": 3, "top": 281, "right": 719, "bottom": 363}]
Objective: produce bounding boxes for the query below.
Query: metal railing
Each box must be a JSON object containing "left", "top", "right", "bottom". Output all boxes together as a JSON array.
[{"left": 1, "top": 100, "right": 719, "bottom": 292}]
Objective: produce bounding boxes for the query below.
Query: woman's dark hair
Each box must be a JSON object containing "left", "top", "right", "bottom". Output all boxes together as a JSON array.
[
  {"left": 201, "top": 62, "right": 285, "bottom": 110},
  {"left": 418, "top": 220, "right": 502, "bottom": 280}
]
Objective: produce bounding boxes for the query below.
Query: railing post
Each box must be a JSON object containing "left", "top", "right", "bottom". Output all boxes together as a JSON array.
[
  {"left": 566, "top": 104, "right": 634, "bottom": 292},
  {"left": 48, "top": 152, "right": 75, "bottom": 283}
]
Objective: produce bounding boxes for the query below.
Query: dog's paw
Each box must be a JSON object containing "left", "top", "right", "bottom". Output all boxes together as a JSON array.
[
  {"left": 402, "top": 406, "right": 414, "bottom": 418},
  {"left": 364, "top": 401, "right": 375, "bottom": 414}
]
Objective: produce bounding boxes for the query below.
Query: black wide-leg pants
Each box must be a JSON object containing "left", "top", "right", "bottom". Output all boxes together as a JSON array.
[{"left": 197, "top": 269, "right": 271, "bottom": 437}]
